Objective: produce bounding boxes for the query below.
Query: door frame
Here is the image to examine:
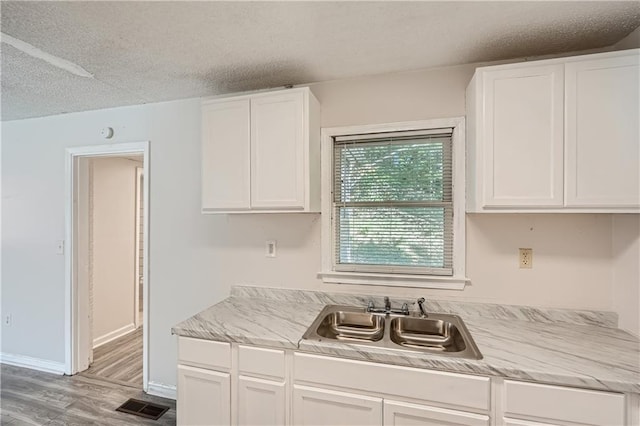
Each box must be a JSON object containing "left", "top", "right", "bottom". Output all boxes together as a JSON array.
[
  {"left": 134, "top": 166, "right": 143, "bottom": 329},
  {"left": 64, "top": 141, "right": 150, "bottom": 391}
]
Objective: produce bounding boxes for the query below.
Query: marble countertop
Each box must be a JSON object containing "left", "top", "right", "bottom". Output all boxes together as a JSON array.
[{"left": 172, "top": 286, "right": 640, "bottom": 394}]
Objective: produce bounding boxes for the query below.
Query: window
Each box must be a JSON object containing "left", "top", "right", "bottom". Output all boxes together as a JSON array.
[{"left": 320, "top": 119, "right": 467, "bottom": 289}]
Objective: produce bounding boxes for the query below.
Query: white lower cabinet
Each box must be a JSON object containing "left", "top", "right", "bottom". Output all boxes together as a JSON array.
[
  {"left": 292, "top": 353, "right": 490, "bottom": 426},
  {"left": 238, "top": 376, "right": 286, "bottom": 425},
  {"left": 503, "top": 419, "right": 559, "bottom": 426},
  {"left": 384, "top": 400, "right": 490, "bottom": 426},
  {"left": 177, "top": 338, "right": 635, "bottom": 426},
  {"left": 293, "top": 384, "right": 383, "bottom": 425},
  {"left": 177, "top": 364, "right": 231, "bottom": 426},
  {"left": 502, "top": 380, "right": 626, "bottom": 426}
]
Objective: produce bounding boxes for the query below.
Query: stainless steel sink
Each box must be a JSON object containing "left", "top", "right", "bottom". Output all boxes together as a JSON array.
[
  {"left": 390, "top": 317, "right": 466, "bottom": 352},
  {"left": 302, "top": 305, "right": 482, "bottom": 360},
  {"left": 316, "top": 311, "right": 385, "bottom": 342}
]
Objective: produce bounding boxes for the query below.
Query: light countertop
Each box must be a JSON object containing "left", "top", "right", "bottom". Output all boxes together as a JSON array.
[{"left": 172, "top": 286, "right": 640, "bottom": 394}]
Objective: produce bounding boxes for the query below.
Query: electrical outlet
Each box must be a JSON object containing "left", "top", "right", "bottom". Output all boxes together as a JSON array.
[
  {"left": 4, "top": 314, "right": 12, "bottom": 327},
  {"left": 266, "top": 240, "right": 277, "bottom": 258},
  {"left": 519, "top": 248, "right": 533, "bottom": 269}
]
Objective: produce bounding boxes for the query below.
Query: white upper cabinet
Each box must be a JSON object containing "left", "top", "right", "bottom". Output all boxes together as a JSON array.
[
  {"left": 202, "top": 99, "right": 251, "bottom": 211},
  {"left": 467, "top": 49, "right": 639, "bottom": 213},
  {"left": 481, "top": 64, "right": 564, "bottom": 208},
  {"left": 565, "top": 53, "right": 640, "bottom": 208},
  {"left": 251, "top": 92, "right": 305, "bottom": 209},
  {"left": 202, "top": 87, "right": 321, "bottom": 213}
]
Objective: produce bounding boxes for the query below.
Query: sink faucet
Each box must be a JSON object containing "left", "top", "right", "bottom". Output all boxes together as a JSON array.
[
  {"left": 367, "top": 297, "right": 409, "bottom": 315},
  {"left": 417, "top": 297, "right": 428, "bottom": 318}
]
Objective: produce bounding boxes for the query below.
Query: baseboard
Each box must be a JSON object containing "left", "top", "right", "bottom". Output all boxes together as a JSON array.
[
  {"left": 93, "top": 323, "right": 136, "bottom": 348},
  {"left": 147, "top": 381, "right": 177, "bottom": 400},
  {"left": 0, "top": 352, "right": 66, "bottom": 375}
]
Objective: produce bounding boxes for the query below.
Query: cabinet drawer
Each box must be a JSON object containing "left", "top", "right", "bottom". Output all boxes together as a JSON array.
[
  {"left": 504, "top": 380, "right": 625, "bottom": 426},
  {"left": 385, "top": 400, "right": 490, "bottom": 426},
  {"left": 178, "top": 336, "right": 230, "bottom": 371},
  {"left": 238, "top": 345, "right": 285, "bottom": 380},
  {"left": 294, "top": 353, "right": 490, "bottom": 412},
  {"left": 293, "top": 384, "right": 383, "bottom": 426}
]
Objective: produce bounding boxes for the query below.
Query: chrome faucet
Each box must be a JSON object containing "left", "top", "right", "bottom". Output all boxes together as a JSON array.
[
  {"left": 367, "top": 297, "right": 409, "bottom": 315},
  {"left": 417, "top": 297, "right": 428, "bottom": 318}
]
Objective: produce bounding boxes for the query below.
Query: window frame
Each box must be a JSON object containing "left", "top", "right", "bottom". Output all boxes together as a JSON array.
[{"left": 319, "top": 118, "right": 468, "bottom": 290}]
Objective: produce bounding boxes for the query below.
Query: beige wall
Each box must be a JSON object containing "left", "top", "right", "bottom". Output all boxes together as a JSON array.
[
  {"left": 310, "top": 63, "right": 475, "bottom": 127},
  {"left": 612, "top": 215, "right": 640, "bottom": 336},
  {"left": 91, "top": 156, "right": 142, "bottom": 346},
  {"left": 614, "top": 27, "right": 640, "bottom": 50}
]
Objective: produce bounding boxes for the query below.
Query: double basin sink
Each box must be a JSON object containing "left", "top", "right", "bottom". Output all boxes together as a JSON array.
[{"left": 302, "top": 305, "right": 482, "bottom": 360}]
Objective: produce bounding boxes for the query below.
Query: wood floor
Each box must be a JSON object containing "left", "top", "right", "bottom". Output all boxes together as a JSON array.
[
  {"left": 1, "top": 364, "right": 176, "bottom": 425},
  {"left": 80, "top": 327, "right": 143, "bottom": 388}
]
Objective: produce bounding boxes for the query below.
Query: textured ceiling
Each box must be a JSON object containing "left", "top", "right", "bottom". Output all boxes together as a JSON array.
[{"left": 1, "top": 1, "right": 639, "bottom": 121}]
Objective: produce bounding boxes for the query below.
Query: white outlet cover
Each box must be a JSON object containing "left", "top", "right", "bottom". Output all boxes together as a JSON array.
[
  {"left": 56, "top": 240, "right": 65, "bottom": 255},
  {"left": 266, "top": 240, "right": 277, "bottom": 258}
]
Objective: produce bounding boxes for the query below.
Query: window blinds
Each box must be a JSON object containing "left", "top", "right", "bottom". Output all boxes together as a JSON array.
[{"left": 333, "top": 130, "right": 454, "bottom": 275}]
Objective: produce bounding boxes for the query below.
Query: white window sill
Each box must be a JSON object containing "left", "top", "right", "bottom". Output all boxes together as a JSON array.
[{"left": 318, "top": 271, "right": 469, "bottom": 290}]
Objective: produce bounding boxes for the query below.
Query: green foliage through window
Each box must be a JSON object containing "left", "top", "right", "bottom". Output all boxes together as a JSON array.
[{"left": 333, "top": 133, "right": 453, "bottom": 275}]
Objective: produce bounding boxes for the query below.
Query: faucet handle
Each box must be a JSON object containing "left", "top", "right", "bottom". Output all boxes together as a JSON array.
[
  {"left": 367, "top": 301, "right": 375, "bottom": 312},
  {"left": 384, "top": 296, "right": 390, "bottom": 310},
  {"left": 401, "top": 303, "right": 409, "bottom": 315},
  {"left": 417, "top": 297, "right": 428, "bottom": 318}
]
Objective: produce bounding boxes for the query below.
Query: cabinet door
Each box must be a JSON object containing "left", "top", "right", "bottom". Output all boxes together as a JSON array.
[
  {"left": 565, "top": 54, "right": 640, "bottom": 207},
  {"left": 482, "top": 65, "right": 564, "bottom": 208},
  {"left": 202, "top": 99, "right": 251, "bottom": 211},
  {"left": 238, "top": 376, "right": 285, "bottom": 426},
  {"left": 503, "top": 419, "right": 559, "bottom": 426},
  {"left": 293, "top": 385, "right": 382, "bottom": 426},
  {"left": 250, "top": 92, "right": 305, "bottom": 209},
  {"left": 177, "top": 364, "right": 230, "bottom": 426},
  {"left": 384, "top": 400, "right": 489, "bottom": 426},
  {"left": 503, "top": 380, "right": 625, "bottom": 426}
]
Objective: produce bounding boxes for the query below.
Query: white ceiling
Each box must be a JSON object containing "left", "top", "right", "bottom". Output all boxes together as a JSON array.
[{"left": 1, "top": 1, "right": 639, "bottom": 121}]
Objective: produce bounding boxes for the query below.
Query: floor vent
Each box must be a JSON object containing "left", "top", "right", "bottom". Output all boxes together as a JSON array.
[{"left": 116, "top": 398, "right": 169, "bottom": 420}]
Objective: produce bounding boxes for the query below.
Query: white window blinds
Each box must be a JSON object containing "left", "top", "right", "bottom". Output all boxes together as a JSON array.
[{"left": 333, "top": 129, "right": 454, "bottom": 276}]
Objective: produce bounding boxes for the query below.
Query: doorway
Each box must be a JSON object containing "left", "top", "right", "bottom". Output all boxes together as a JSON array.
[{"left": 64, "top": 142, "right": 149, "bottom": 392}]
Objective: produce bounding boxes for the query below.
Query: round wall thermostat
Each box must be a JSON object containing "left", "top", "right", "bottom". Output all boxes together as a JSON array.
[{"left": 100, "top": 127, "right": 114, "bottom": 139}]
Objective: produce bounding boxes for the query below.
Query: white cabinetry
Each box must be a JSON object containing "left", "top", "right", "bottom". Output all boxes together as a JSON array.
[
  {"left": 293, "top": 385, "right": 383, "bottom": 425},
  {"left": 503, "top": 419, "right": 558, "bottom": 426},
  {"left": 384, "top": 400, "right": 490, "bottom": 426},
  {"left": 238, "top": 376, "right": 285, "bottom": 425},
  {"left": 201, "top": 99, "right": 251, "bottom": 210},
  {"left": 293, "top": 353, "right": 490, "bottom": 426},
  {"left": 237, "top": 345, "right": 287, "bottom": 425},
  {"left": 475, "top": 64, "right": 564, "bottom": 208},
  {"left": 177, "top": 365, "right": 231, "bottom": 426},
  {"left": 201, "top": 87, "right": 321, "bottom": 213},
  {"left": 565, "top": 53, "right": 640, "bottom": 208},
  {"left": 177, "top": 338, "right": 231, "bottom": 426},
  {"left": 467, "top": 49, "right": 639, "bottom": 212},
  {"left": 501, "top": 380, "right": 626, "bottom": 426},
  {"left": 177, "top": 338, "right": 287, "bottom": 426},
  {"left": 176, "top": 338, "right": 633, "bottom": 426}
]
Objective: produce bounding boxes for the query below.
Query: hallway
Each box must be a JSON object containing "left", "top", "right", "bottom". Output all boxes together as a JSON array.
[{"left": 80, "top": 328, "right": 143, "bottom": 388}]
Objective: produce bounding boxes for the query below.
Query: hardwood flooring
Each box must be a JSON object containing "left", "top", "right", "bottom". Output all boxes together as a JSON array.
[
  {"left": 0, "top": 364, "right": 176, "bottom": 425},
  {"left": 80, "top": 328, "right": 142, "bottom": 388}
]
